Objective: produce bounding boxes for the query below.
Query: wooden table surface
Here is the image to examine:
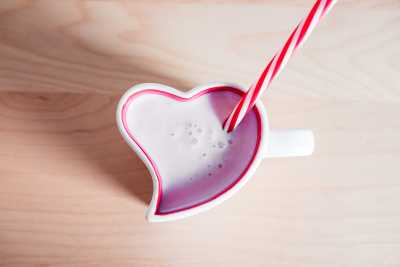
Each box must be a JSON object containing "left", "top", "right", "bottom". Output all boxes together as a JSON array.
[{"left": 1, "top": 1, "right": 399, "bottom": 266}]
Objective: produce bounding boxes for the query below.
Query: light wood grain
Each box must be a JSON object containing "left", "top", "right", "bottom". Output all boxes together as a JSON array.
[{"left": 1, "top": 1, "right": 400, "bottom": 267}]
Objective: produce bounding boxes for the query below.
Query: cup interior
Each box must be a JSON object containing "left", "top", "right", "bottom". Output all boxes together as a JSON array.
[{"left": 120, "top": 85, "right": 263, "bottom": 215}]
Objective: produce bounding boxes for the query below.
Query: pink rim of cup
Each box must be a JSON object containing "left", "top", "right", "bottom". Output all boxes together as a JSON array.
[
  {"left": 224, "top": 0, "right": 337, "bottom": 132},
  {"left": 118, "top": 84, "right": 266, "bottom": 221}
]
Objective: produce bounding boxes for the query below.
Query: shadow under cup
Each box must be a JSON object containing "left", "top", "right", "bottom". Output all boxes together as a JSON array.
[{"left": 121, "top": 86, "right": 263, "bottom": 215}]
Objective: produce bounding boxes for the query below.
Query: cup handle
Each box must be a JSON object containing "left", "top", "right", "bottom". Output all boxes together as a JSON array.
[{"left": 264, "top": 129, "right": 315, "bottom": 158}]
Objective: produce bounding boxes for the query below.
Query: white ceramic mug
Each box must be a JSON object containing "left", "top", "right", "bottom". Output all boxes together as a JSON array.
[{"left": 117, "top": 83, "right": 314, "bottom": 222}]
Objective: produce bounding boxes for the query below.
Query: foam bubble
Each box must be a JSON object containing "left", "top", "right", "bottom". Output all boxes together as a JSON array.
[{"left": 217, "top": 141, "right": 225, "bottom": 149}]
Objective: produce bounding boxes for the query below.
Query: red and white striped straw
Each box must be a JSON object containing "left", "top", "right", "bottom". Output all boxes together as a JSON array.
[{"left": 224, "top": 0, "right": 337, "bottom": 132}]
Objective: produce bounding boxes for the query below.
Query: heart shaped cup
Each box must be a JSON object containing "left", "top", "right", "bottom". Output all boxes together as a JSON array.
[{"left": 116, "top": 83, "right": 314, "bottom": 222}]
